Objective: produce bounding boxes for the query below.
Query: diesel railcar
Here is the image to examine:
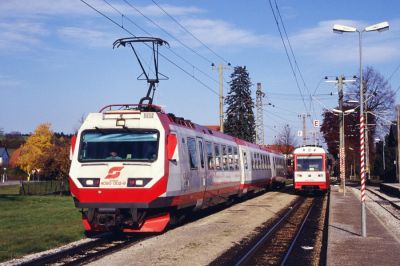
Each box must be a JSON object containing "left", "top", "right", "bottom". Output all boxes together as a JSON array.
[{"left": 293, "top": 145, "right": 329, "bottom": 193}]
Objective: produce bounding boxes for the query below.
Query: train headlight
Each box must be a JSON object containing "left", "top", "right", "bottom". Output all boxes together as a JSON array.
[
  {"left": 78, "top": 178, "right": 100, "bottom": 187},
  {"left": 127, "top": 178, "right": 151, "bottom": 187}
]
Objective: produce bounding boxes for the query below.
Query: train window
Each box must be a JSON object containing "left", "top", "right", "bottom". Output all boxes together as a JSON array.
[
  {"left": 79, "top": 129, "right": 159, "bottom": 162},
  {"left": 187, "top": 137, "right": 198, "bottom": 169},
  {"left": 206, "top": 142, "right": 214, "bottom": 170},
  {"left": 234, "top": 147, "right": 239, "bottom": 170},
  {"left": 252, "top": 153, "right": 256, "bottom": 169},
  {"left": 267, "top": 156, "right": 271, "bottom": 170},
  {"left": 198, "top": 140, "right": 205, "bottom": 169},
  {"left": 214, "top": 144, "right": 222, "bottom": 170},
  {"left": 228, "top": 146, "right": 234, "bottom": 170},
  {"left": 296, "top": 155, "right": 323, "bottom": 171},
  {"left": 222, "top": 145, "right": 228, "bottom": 170}
]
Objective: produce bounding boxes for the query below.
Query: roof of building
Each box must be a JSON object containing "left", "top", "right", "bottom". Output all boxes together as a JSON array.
[{"left": 0, "top": 147, "right": 9, "bottom": 157}]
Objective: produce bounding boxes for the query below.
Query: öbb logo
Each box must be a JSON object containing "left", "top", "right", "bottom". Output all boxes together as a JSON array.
[{"left": 105, "top": 166, "right": 124, "bottom": 179}]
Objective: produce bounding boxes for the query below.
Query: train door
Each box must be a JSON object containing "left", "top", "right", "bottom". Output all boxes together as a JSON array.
[
  {"left": 241, "top": 149, "right": 250, "bottom": 192},
  {"left": 197, "top": 137, "right": 207, "bottom": 192},
  {"left": 186, "top": 137, "right": 200, "bottom": 192}
]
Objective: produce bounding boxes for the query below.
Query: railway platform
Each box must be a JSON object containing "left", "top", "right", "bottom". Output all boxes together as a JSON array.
[{"left": 327, "top": 186, "right": 400, "bottom": 265}]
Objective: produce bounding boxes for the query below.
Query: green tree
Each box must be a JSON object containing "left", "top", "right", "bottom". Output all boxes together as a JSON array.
[{"left": 224, "top": 66, "right": 256, "bottom": 143}]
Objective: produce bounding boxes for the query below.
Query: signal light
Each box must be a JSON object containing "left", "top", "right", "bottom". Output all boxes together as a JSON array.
[
  {"left": 127, "top": 178, "right": 151, "bottom": 187},
  {"left": 78, "top": 178, "right": 100, "bottom": 187}
]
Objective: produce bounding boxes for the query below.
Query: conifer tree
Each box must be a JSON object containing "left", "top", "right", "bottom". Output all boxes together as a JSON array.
[{"left": 224, "top": 66, "right": 256, "bottom": 143}]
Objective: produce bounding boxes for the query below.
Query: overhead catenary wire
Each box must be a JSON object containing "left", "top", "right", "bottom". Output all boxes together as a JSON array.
[
  {"left": 103, "top": 0, "right": 221, "bottom": 88},
  {"left": 274, "top": 0, "right": 312, "bottom": 98},
  {"left": 268, "top": 0, "right": 311, "bottom": 117},
  {"left": 81, "top": 0, "right": 219, "bottom": 96},
  {"left": 122, "top": 0, "right": 213, "bottom": 65},
  {"left": 151, "top": 0, "right": 230, "bottom": 65}
]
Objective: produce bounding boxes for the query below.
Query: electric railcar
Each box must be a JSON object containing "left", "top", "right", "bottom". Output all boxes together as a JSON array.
[
  {"left": 69, "top": 104, "right": 287, "bottom": 233},
  {"left": 293, "top": 146, "right": 329, "bottom": 193}
]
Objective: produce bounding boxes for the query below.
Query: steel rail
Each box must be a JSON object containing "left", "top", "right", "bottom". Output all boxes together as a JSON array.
[
  {"left": 366, "top": 188, "right": 400, "bottom": 221},
  {"left": 17, "top": 234, "right": 147, "bottom": 266},
  {"left": 280, "top": 198, "right": 316, "bottom": 265},
  {"left": 234, "top": 197, "right": 305, "bottom": 266}
]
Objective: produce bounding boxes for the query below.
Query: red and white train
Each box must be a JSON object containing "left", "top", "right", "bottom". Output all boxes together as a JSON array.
[
  {"left": 69, "top": 104, "right": 287, "bottom": 233},
  {"left": 293, "top": 146, "right": 329, "bottom": 193}
]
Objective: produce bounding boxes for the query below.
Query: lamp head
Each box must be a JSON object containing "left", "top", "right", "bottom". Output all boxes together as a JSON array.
[
  {"left": 365, "top": 21, "right": 389, "bottom": 32},
  {"left": 333, "top": 24, "right": 357, "bottom": 33}
]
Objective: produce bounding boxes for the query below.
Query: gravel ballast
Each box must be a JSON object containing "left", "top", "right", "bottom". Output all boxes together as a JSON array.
[{"left": 88, "top": 191, "right": 297, "bottom": 266}]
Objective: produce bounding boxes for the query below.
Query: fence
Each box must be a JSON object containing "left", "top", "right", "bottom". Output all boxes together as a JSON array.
[{"left": 20, "top": 180, "right": 70, "bottom": 195}]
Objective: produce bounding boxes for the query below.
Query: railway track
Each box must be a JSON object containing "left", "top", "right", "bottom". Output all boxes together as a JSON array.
[
  {"left": 17, "top": 233, "right": 150, "bottom": 266},
  {"left": 211, "top": 194, "right": 328, "bottom": 266},
  {"left": 366, "top": 187, "right": 400, "bottom": 221}
]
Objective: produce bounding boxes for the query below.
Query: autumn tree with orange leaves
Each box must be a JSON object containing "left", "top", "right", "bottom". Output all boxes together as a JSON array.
[{"left": 16, "top": 123, "right": 70, "bottom": 180}]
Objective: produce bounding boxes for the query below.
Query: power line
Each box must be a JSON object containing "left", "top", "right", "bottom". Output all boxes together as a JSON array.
[
  {"left": 151, "top": 0, "right": 230, "bottom": 65},
  {"left": 272, "top": 0, "right": 318, "bottom": 127},
  {"left": 122, "top": 0, "right": 213, "bottom": 65},
  {"left": 80, "top": 0, "right": 219, "bottom": 96},
  {"left": 274, "top": 0, "right": 311, "bottom": 97},
  {"left": 388, "top": 62, "right": 400, "bottom": 81},
  {"left": 268, "top": 0, "right": 309, "bottom": 115},
  {"left": 103, "top": 0, "right": 220, "bottom": 88}
]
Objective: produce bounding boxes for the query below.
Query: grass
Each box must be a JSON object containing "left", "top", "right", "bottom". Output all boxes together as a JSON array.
[{"left": 0, "top": 194, "right": 84, "bottom": 262}]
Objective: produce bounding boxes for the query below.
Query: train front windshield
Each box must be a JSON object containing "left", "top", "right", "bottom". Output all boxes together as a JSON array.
[
  {"left": 296, "top": 156, "right": 323, "bottom": 171},
  {"left": 78, "top": 130, "right": 159, "bottom": 162}
]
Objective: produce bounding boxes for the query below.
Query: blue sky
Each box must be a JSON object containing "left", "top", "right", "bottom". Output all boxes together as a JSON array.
[{"left": 1, "top": 0, "right": 400, "bottom": 144}]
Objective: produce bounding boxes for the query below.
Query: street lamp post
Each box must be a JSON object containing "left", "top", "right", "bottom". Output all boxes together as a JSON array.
[{"left": 333, "top": 21, "right": 389, "bottom": 238}]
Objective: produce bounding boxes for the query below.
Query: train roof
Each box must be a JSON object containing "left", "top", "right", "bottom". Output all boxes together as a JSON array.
[
  {"left": 96, "top": 104, "right": 284, "bottom": 156},
  {"left": 293, "top": 146, "right": 326, "bottom": 154}
]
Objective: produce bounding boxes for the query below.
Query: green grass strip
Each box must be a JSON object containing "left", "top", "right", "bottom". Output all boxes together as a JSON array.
[{"left": 0, "top": 195, "right": 84, "bottom": 262}]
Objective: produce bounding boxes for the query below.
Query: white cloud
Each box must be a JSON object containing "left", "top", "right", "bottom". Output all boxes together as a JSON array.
[
  {"left": 139, "top": 3, "right": 204, "bottom": 17},
  {"left": 58, "top": 27, "right": 118, "bottom": 48},
  {"left": 0, "top": 0, "right": 88, "bottom": 17},
  {"left": 0, "top": 21, "right": 48, "bottom": 50},
  {"left": 288, "top": 19, "right": 400, "bottom": 64},
  {"left": 0, "top": 0, "right": 205, "bottom": 51},
  {"left": 173, "top": 18, "right": 274, "bottom": 48},
  {"left": 0, "top": 0, "right": 203, "bottom": 18}
]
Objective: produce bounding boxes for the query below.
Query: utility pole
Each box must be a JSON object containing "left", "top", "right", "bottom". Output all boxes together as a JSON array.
[
  {"left": 256, "top": 83, "right": 265, "bottom": 145},
  {"left": 325, "top": 75, "right": 355, "bottom": 194},
  {"left": 338, "top": 75, "right": 345, "bottom": 194},
  {"left": 212, "top": 63, "right": 230, "bottom": 133},
  {"left": 299, "top": 114, "right": 310, "bottom": 146},
  {"left": 397, "top": 105, "right": 400, "bottom": 182}
]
